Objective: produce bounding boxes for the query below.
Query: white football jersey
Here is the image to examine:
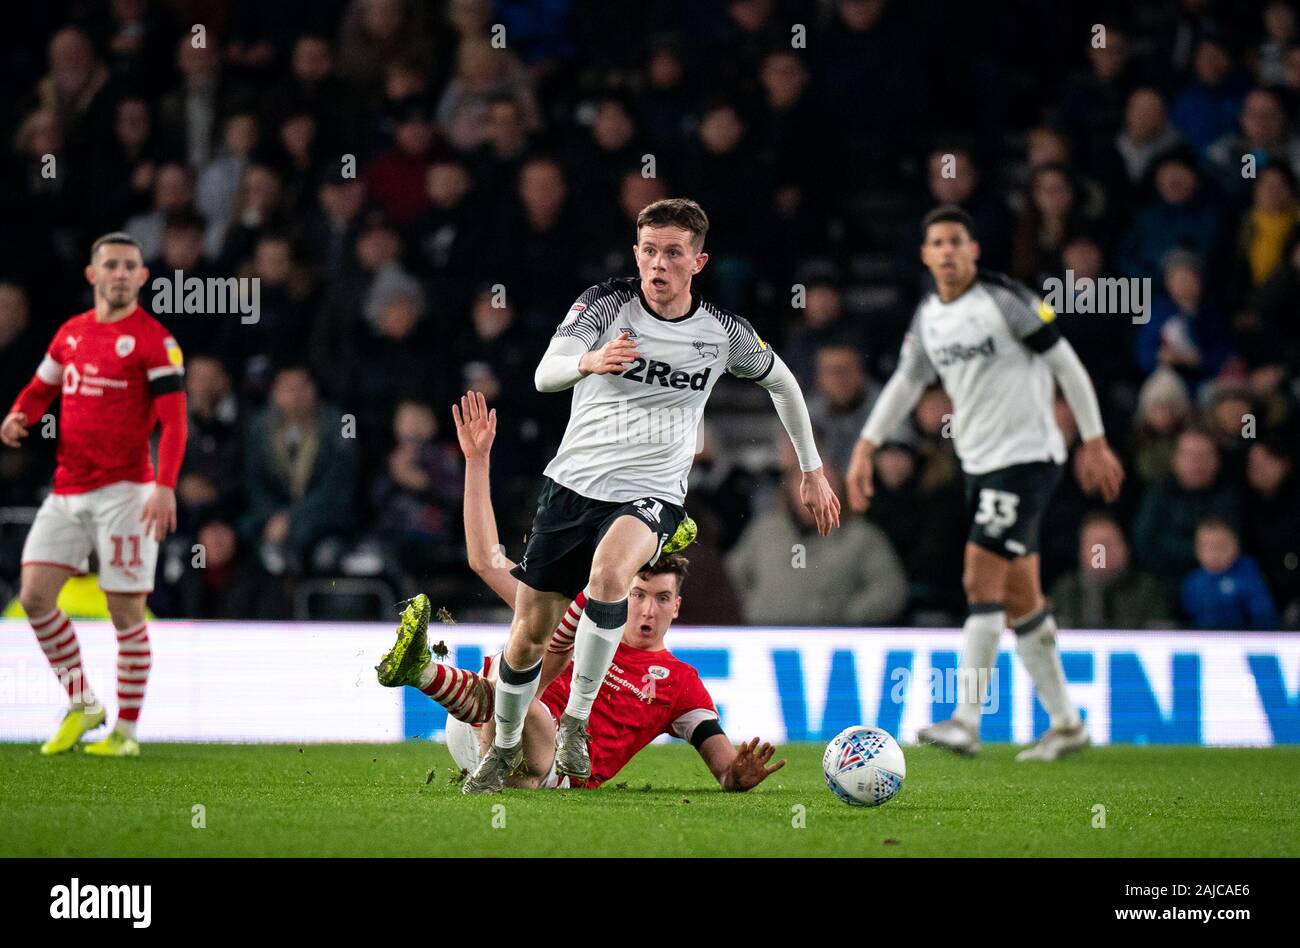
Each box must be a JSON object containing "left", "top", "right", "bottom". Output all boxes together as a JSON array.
[
  {"left": 898, "top": 270, "right": 1066, "bottom": 475},
  {"left": 543, "top": 277, "right": 774, "bottom": 505}
]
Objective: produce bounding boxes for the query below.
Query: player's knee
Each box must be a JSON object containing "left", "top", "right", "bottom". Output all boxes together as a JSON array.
[
  {"left": 105, "top": 595, "right": 146, "bottom": 630},
  {"left": 19, "top": 586, "right": 57, "bottom": 618},
  {"left": 586, "top": 562, "right": 630, "bottom": 601},
  {"left": 962, "top": 566, "right": 994, "bottom": 604}
]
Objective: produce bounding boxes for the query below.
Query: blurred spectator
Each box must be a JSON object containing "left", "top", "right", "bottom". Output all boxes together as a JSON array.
[
  {"left": 335, "top": 0, "right": 438, "bottom": 98},
  {"left": 1258, "top": 2, "right": 1297, "bottom": 86},
  {"left": 226, "top": 233, "right": 318, "bottom": 392},
  {"left": 240, "top": 366, "right": 359, "bottom": 573},
  {"left": 1135, "top": 249, "right": 1232, "bottom": 391},
  {"left": 1180, "top": 516, "right": 1277, "bottom": 629},
  {"left": 409, "top": 158, "right": 486, "bottom": 318},
  {"left": 158, "top": 35, "right": 247, "bottom": 171},
  {"left": 171, "top": 519, "right": 286, "bottom": 619},
  {"left": 864, "top": 441, "right": 966, "bottom": 621},
  {"left": 365, "top": 99, "right": 442, "bottom": 227},
  {"left": 0, "top": 284, "right": 54, "bottom": 505},
  {"left": 1243, "top": 439, "right": 1300, "bottom": 623},
  {"left": 807, "top": 344, "right": 878, "bottom": 475},
  {"left": 28, "top": 27, "right": 112, "bottom": 152},
  {"left": 436, "top": 39, "right": 541, "bottom": 153},
  {"left": 1233, "top": 164, "right": 1300, "bottom": 291},
  {"left": 1010, "top": 163, "right": 1089, "bottom": 285},
  {"left": 782, "top": 273, "right": 867, "bottom": 389},
  {"left": 147, "top": 211, "right": 221, "bottom": 357},
  {"left": 1050, "top": 512, "right": 1172, "bottom": 629},
  {"left": 123, "top": 161, "right": 198, "bottom": 261},
  {"left": 727, "top": 453, "right": 906, "bottom": 626},
  {"left": 1113, "top": 87, "right": 1183, "bottom": 191},
  {"left": 301, "top": 175, "right": 369, "bottom": 280},
  {"left": 915, "top": 145, "right": 1011, "bottom": 271},
  {"left": 261, "top": 35, "right": 358, "bottom": 153},
  {"left": 1203, "top": 380, "right": 1256, "bottom": 480},
  {"left": 370, "top": 400, "right": 463, "bottom": 576},
  {"left": 633, "top": 37, "right": 694, "bottom": 155},
  {"left": 682, "top": 99, "right": 769, "bottom": 310},
  {"left": 87, "top": 95, "right": 161, "bottom": 233},
  {"left": 1132, "top": 428, "right": 1242, "bottom": 587},
  {"left": 1117, "top": 148, "right": 1225, "bottom": 283},
  {"left": 196, "top": 112, "right": 260, "bottom": 257},
  {"left": 1169, "top": 37, "right": 1249, "bottom": 156},
  {"left": 1130, "top": 367, "right": 1192, "bottom": 485},
  {"left": 1206, "top": 87, "right": 1300, "bottom": 201},
  {"left": 492, "top": 157, "right": 583, "bottom": 333},
  {"left": 177, "top": 355, "right": 242, "bottom": 530}
]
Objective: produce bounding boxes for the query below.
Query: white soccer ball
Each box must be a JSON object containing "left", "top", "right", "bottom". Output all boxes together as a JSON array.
[{"left": 822, "top": 725, "right": 906, "bottom": 807}]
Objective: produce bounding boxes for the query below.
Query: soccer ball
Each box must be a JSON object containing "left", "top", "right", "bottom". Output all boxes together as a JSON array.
[{"left": 822, "top": 725, "right": 906, "bottom": 807}]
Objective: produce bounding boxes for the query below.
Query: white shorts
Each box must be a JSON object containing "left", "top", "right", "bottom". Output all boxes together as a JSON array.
[
  {"left": 444, "top": 651, "right": 568, "bottom": 789},
  {"left": 21, "top": 481, "right": 160, "bottom": 593}
]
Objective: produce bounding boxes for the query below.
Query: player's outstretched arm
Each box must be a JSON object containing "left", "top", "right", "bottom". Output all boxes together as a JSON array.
[
  {"left": 698, "top": 734, "right": 787, "bottom": 792},
  {"left": 754, "top": 353, "right": 840, "bottom": 535},
  {"left": 1040, "top": 338, "right": 1124, "bottom": 502},
  {"left": 452, "top": 390, "right": 520, "bottom": 607}
]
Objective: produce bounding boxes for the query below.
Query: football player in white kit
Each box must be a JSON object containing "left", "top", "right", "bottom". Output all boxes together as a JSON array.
[
  {"left": 847, "top": 206, "right": 1124, "bottom": 761},
  {"left": 463, "top": 198, "right": 841, "bottom": 793}
]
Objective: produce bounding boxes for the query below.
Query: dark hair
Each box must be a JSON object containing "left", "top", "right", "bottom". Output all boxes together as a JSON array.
[
  {"left": 89, "top": 231, "right": 141, "bottom": 262},
  {"left": 637, "top": 553, "right": 690, "bottom": 591},
  {"left": 636, "top": 197, "right": 709, "bottom": 249},
  {"left": 1195, "top": 515, "right": 1237, "bottom": 537},
  {"left": 921, "top": 204, "right": 976, "bottom": 240},
  {"left": 1080, "top": 509, "right": 1124, "bottom": 535}
]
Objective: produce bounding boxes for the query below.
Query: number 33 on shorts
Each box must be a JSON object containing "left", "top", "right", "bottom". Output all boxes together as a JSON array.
[{"left": 974, "top": 488, "right": 1019, "bottom": 535}]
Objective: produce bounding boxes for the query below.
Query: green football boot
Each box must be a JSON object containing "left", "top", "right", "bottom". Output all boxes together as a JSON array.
[{"left": 376, "top": 594, "right": 432, "bottom": 688}]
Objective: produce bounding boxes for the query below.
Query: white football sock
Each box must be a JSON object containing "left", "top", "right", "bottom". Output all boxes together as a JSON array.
[
  {"left": 952, "top": 605, "right": 1004, "bottom": 732},
  {"left": 492, "top": 657, "right": 541, "bottom": 749},
  {"left": 1014, "top": 611, "right": 1081, "bottom": 731},
  {"left": 564, "top": 593, "right": 627, "bottom": 721},
  {"left": 114, "top": 718, "right": 138, "bottom": 740}
]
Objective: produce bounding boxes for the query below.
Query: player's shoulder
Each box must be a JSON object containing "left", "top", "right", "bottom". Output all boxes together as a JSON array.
[
  {"left": 976, "top": 269, "right": 1040, "bottom": 311},
  {"left": 654, "top": 647, "right": 707, "bottom": 687},
  {"left": 131, "top": 307, "right": 175, "bottom": 338},
  {"left": 575, "top": 276, "right": 639, "bottom": 309},
  {"left": 55, "top": 309, "right": 96, "bottom": 335},
  {"left": 697, "top": 296, "right": 763, "bottom": 341}
]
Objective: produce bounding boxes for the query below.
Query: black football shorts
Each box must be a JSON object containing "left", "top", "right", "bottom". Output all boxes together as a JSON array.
[
  {"left": 509, "top": 477, "right": 686, "bottom": 599},
  {"left": 963, "top": 460, "right": 1063, "bottom": 559}
]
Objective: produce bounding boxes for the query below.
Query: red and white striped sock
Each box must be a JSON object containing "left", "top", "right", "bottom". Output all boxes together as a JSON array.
[
  {"left": 415, "top": 663, "right": 494, "bottom": 725},
  {"left": 114, "top": 622, "right": 152, "bottom": 738},
  {"left": 547, "top": 591, "right": 587, "bottom": 656},
  {"left": 30, "top": 608, "right": 98, "bottom": 710}
]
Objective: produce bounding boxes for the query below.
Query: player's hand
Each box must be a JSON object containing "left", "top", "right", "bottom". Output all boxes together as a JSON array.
[
  {"left": 578, "top": 331, "right": 641, "bottom": 376},
  {"left": 140, "top": 484, "right": 177, "bottom": 541},
  {"left": 799, "top": 466, "right": 842, "bottom": 536},
  {"left": 1079, "top": 437, "right": 1124, "bottom": 503},
  {"left": 721, "top": 737, "right": 786, "bottom": 792},
  {"left": 452, "top": 390, "right": 496, "bottom": 461},
  {"left": 1, "top": 412, "right": 30, "bottom": 448},
  {"left": 846, "top": 439, "right": 878, "bottom": 513}
]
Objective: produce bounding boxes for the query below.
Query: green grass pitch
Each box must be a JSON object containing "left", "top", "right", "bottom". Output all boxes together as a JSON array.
[{"left": 2, "top": 742, "right": 1297, "bottom": 857}]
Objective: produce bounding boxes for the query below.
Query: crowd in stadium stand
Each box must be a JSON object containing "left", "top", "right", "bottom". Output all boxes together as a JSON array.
[{"left": 2, "top": 0, "right": 1298, "bottom": 629}]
